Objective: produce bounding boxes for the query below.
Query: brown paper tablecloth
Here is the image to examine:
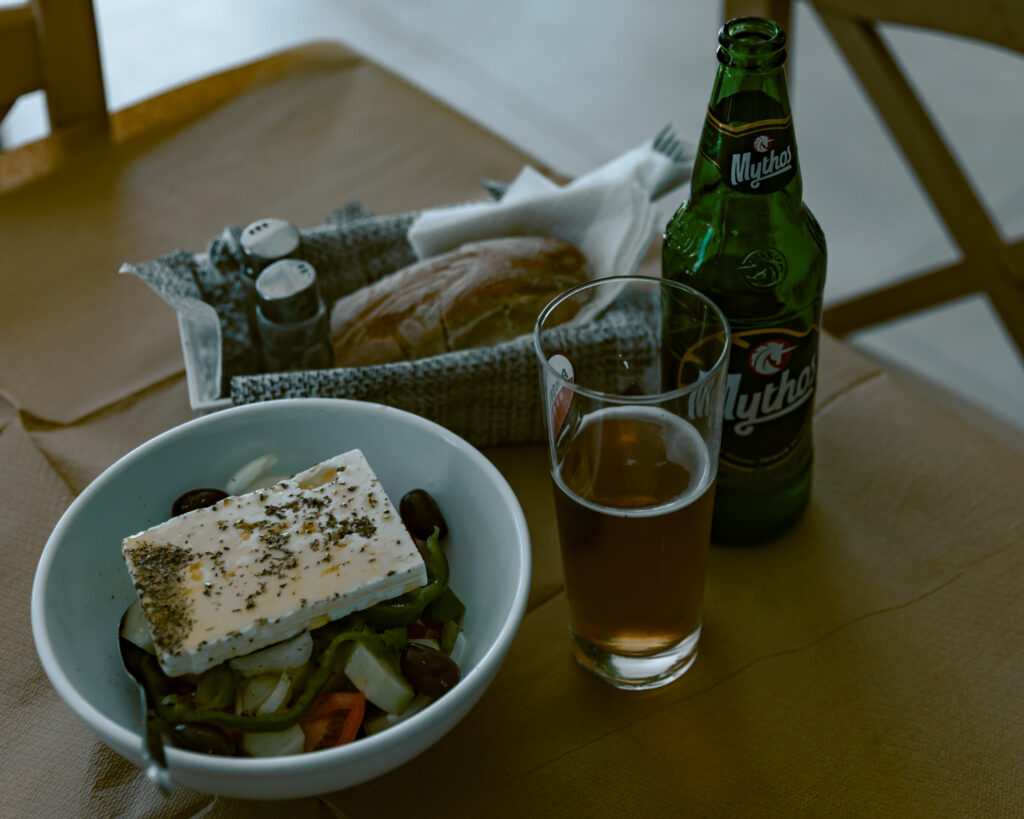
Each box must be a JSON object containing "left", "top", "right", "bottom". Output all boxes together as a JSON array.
[{"left": 1, "top": 42, "right": 1022, "bottom": 818}]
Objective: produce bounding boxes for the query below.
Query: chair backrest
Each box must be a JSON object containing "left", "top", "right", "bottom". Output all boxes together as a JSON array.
[
  {"left": 810, "top": 0, "right": 1024, "bottom": 355},
  {"left": 0, "top": 0, "right": 107, "bottom": 144}
]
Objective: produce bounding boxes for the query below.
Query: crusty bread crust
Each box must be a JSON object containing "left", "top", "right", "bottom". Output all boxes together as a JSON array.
[{"left": 330, "top": 236, "right": 587, "bottom": 367}]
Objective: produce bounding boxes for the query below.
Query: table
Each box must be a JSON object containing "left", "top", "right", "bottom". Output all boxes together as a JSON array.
[{"left": 2, "top": 42, "right": 1021, "bottom": 818}]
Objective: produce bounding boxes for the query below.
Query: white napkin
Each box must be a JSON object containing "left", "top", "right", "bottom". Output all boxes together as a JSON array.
[{"left": 408, "top": 137, "right": 693, "bottom": 280}]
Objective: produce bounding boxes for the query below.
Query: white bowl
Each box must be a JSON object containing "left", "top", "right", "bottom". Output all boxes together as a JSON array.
[{"left": 31, "top": 398, "right": 531, "bottom": 799}]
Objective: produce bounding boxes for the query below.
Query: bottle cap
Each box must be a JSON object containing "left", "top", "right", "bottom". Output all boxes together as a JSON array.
[
  {"left": 240, "top": 218, "right": 301, "bottom": 267},
  {"left": 255, "top": 259, "right": 321, "bottom": 324}
]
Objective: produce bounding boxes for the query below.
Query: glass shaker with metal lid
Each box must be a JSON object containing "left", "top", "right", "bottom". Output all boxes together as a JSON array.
[
  {"left": 241, "top": 218, "right": 302, "bottom": 279},
  {"left": 254, "top": 259, "right": 333, "bottom": 372},
  {"left": 238, "top": 218, "right": 303, "bottom": 356}
]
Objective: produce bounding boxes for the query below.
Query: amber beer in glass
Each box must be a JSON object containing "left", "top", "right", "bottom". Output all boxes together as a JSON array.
[
  {"left": 662, "top": 17, "right": 827, "bottom": 543},
  {"left": 553, "top": 407, "right": 715, "bottom": 656},
  {"left": 535, "top": 276, "right": 730, "bottom": 689}
]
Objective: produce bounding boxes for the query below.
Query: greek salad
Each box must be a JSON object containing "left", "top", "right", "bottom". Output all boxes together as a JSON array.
[{"left": 118, "top": 454, "right": 464, "bottom": 758}]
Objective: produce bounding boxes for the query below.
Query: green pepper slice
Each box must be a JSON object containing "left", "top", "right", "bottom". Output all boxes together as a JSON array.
[
  {"left": 138, "top": 626, "right": 382, "bottom": 733},
  {"left": 362, "top": 529, "right": 449, "bottom": 630},
  {"left": 193, "top": 664, "right": 235, "bottom": 710},
  {"left": 424, "top": 586, "right": 466, "bottom": 624}
]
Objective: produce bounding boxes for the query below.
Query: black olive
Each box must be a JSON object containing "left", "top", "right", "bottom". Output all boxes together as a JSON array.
[
  {"left": 172, "top": 488, "right": 229, "bottom": 517},
  {"left": 400, "top": 642, "right": 460, "bottom": 698},
  {"left": 399, "top": 489, "right": 448, "bottom": 540},
  {"left": 167, "top": 723, "right": 235, "bottom": 756}
]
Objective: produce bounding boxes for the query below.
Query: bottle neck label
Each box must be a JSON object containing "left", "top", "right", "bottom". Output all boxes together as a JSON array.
[
  {"left": 701, "top": 108, "right": 798, "bottom": 195},
  {"left": 716, "top": 324, "right": 818, "bottom": 468}
]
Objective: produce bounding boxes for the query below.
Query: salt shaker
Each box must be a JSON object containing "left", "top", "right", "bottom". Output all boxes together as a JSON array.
[
  {"left": 254, "top": 259, "right": 333, "bottom": 372},
  {"left": 238, "top": 218, "right": 303, "bottom": 354}
]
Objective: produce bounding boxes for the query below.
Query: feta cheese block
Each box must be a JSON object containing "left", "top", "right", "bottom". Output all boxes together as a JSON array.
[{"left": 122, "top": 449, "right": 427, "bottom": 676}]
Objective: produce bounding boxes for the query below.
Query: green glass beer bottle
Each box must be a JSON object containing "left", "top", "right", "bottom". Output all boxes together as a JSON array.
[{"left": 662, "top": 17, "right": 826, "bottom": 543}]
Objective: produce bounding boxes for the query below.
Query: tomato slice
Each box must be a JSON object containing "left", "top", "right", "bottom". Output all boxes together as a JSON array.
[{"left": 300, "top": 692, "right": 367, "bottom": 752}]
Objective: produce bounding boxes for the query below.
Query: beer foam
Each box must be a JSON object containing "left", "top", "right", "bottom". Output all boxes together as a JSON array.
[{"left": 553, "top": 405, "right": 715, "bottom": 519}]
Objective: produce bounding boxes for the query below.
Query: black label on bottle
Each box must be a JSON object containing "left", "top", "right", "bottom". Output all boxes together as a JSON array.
[
  {"left": 701, "top": 109, "right": 798, "bottom": 195},
  {"left": 719, "top": 324, "right": 818, "bottom": 469}
]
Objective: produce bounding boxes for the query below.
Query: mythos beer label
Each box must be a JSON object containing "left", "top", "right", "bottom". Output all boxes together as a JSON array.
[
  {"left": 700, "top": 103, "right": 798, "bottom": 195},
  {"left": 717, "top": 325, "right": 818, "bottom": 469}
]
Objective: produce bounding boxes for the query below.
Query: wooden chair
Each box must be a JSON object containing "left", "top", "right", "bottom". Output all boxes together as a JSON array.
[
  {"left": 727, "top": 0, "right": 1024, "bottom": 357},
  {"left": 812, "top": 0, "right": 1024, "bottom": 358},
  {"left": 0, "top": 1, "right": 368, "bottom": 193},
  {"left": 0, "top": 0, "right": 107, "bottom": 146}
]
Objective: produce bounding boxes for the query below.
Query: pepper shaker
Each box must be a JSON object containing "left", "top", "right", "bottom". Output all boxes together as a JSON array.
[
  {"left": 238, "top": 218, "right": 303, "bottom": 357},
  {"left": 254, "top": 259, "right": 333, "bottom": 372}
]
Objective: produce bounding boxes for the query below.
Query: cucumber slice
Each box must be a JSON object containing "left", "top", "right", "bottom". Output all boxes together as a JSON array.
[
  {"left": 344, "top": 642, "right": 414, "bottom": 715},
  {"left": 363, "top": 694, "right": 433, "bottom": 736},
  {"left": 241, "top": 723, "right": 305, "bottom": 757}
]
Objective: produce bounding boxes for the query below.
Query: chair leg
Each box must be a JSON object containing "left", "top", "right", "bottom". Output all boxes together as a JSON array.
[
  {"left": 31, "top": 0, "right": 107, "bottom": 134},
  {"left": 823, "top": 239, "right": 1024, "bottom": 337},
  {"left": 823, "top": 264, "right": 970, "bottom": 337}
]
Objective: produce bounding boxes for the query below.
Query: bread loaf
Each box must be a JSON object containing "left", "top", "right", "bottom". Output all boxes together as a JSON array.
[{"left": 330, "top": 236, "right": 588, "bottom": 367}]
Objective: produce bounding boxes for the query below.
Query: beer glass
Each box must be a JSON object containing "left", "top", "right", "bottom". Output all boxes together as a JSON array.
[{"left": 534, "top": 275, "right": 730, "bottom": 690}]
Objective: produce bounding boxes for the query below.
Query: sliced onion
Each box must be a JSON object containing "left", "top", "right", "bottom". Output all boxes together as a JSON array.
[
  {"left": 407, "top": 637, "right": 441, "bottom": 652},
  {"left": 257, "top": 672, "right": 293, "bottom": 715},
  {"left": 225, "top": 454, "right": 279, "bottom": 495},
  {"left": 120, "top": 598, "right": 155, "bottom": 654},
  {"left": 449, "top": 631, "right": 467, "bottom": 666},
  {"left": 229, "top": 630, "right": 313, "bottom": 677},
  {"left": 240, "top": 674, "right": 280, "bottom": 714}
]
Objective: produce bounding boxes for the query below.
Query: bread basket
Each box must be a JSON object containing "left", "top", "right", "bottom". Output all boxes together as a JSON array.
[{"left": 122, "top": 138, "right": 692, "bottom": 445}]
